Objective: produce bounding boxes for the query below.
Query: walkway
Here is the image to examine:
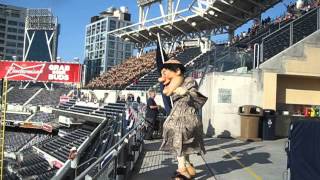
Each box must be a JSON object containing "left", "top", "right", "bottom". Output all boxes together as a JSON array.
[{"left": 131, "top": 138, "right": 287, "bottom": 180}]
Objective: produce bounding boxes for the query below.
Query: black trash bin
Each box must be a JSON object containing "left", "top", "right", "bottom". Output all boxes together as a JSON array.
[{"left": 262, "top": 109, "right": 276, "bottom": 140}]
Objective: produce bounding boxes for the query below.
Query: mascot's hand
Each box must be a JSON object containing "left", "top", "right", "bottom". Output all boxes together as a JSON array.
[{"left": 174, "top": 87, "right": 188, "bottom": 96}]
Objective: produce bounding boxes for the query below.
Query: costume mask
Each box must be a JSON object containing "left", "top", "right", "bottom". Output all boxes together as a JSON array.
[{"left": 158, "top": 59, "right": 185, "bottom": 96}]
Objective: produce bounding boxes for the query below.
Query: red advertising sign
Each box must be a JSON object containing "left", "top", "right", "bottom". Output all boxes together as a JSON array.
[
  {"left": 59, "top": 95, "right": 70, "bottom": 104},
  {"left": 42, "top": 123, "right": 53, "bottom": 133},
  {"left": 0, "top": 61, "right": 81, "bottom": 83}
]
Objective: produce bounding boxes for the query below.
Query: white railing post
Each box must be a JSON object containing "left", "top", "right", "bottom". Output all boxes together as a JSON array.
[
  {"left": 290, "top": 23, "right": 293, "bottom": 46},
  {"left": 317, "top": 7, "right": 320, "bottom": 30},
  {"left": 253, "top": 43, "right": 259, "bottom": 69}
]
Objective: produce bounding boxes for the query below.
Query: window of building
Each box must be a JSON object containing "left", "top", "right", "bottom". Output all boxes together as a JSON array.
[
  {"left": 17, "top": 43, "right": 23, "bottom": 48},
  {"left": 99, "top": 50, "right": 105, "bottom": 57},
  {"left": 0, "top": 18, "right": 5, "bottom": 24},
  {"left": 7, "top": 35, "right": 16, "bottom": 40},
  {"left": 91, "top": 28, "right": 96, "bottom": 35},
  {"left": 18, "top": 22, "right": 24, "bottom": 27},
  {"left": 17, "top": 36, "right": 24, "bottom": 41},
  {"left": 100, "top": 34, "right": 105, "bottom": 41},
  {"left": 117, "top": 51, "right": 123, "bottom": 59},
  {"left": 99, "top": 42, "right": 104, "bottom": 49},
  {"left": 108, "top": 41, "right": 115, "bottom": 49},
  {"left": 18, "top": 29, "right": 24, "bottom": 34},
  {"left": 109, "top": 20, "right": 117, "bottom": 31},
  {"left": 108, "top": 35, "right": 115, "bottom": 41},
  {"left": 0, "top": 47, "right": 4, "bottom": 52},
  {"left": 108, "top": 58, "right": 115, "bottom": 66},
  {"left": 8, "top": 21, "right": 18, "bottom": 26},
  {"left": 7, "top": 27, "right": 17, "bottom": 33},
  {"left": 11, "top": 13, "right": 20, "bottom": 18},
  {"left": 117, "top": 43, "right": 123, "bottom": 51},
  {"left": 6, "top": 49, "right": 16, "bottom": 54},
  {"left": 0, "top": 26, "right": 5, "bottom": 31},
  {"left": 0, "top": 40, "right": 4, "bottom": 44},
  {"left": 125, "top": 43, "right": 131, "bottom": 51},
  {"left": 17, "top": 50, "right": 23, "bottom": 55},
  {"left": 108, "top": 49, "right": 114, "bottom": 57},
  {"left": 96, "top": 34, "right": 100, "bottom": 42},
  {"left": 101, "top": 21, "right": 106, "bottom": 32},
  {"left": 6, "top": 41, "right": 16, "bottom": 47},
  {"left": 0, "top": 32, "right": 4, "bottom": 38},
  {"left": 125, "top": 52, "right": 131, "bottom": 59}
]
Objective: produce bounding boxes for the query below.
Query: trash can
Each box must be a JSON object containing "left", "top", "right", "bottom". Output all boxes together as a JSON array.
[
  {"left": 262, "top": 109, "right": 276, "bottom": 140},
  {"left": 238, "top": 105, "right": 263, "bottom": 140},
  {"left": 315, "top": 108, "right": 320, "bottom": 117}
]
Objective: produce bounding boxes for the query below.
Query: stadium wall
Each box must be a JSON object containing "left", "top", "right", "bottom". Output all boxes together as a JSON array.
[
  {"left": 199, "top": 71, "right": 263, "bottom": 137},
  {"left": 260, "top": 29, "right": 320, "bottom": 109}
]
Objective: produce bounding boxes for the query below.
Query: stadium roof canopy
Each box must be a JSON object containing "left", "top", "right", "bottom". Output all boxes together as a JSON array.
[{"left": 108, "top": 0, "right": 281, "bottom": 47}]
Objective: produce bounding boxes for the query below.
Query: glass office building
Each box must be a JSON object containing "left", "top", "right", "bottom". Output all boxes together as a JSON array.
[
  {"left": 84, "top": 7, "right": 133, "bottom": 84},
  {"left": 0, "top": 4, "right": 26, "bottom": 61}
]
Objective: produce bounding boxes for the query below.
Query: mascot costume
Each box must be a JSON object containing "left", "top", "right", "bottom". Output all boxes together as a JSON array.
[{"left": 159, "top": 59, "right": 208, "bottom": 180}]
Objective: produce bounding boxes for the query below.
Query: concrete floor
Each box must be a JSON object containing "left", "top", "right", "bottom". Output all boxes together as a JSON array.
[{"left": 130, "top": 138, "right": 288, "bottom": 180}]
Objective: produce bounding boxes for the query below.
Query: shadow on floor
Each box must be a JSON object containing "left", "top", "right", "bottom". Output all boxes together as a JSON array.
[
  {"left": 131, "top": 139, "right": 271, "bottom": 179},
  {"left": 205, "top": 141, "right": 251, "bottom": 153},
  {"left": 198, "top": 146, "right": 272, "bottom": 176}
]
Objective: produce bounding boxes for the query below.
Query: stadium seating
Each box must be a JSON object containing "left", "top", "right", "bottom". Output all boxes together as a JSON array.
[
  {"left": 175, "top": 47, "right": 202, "bottom": 64},
  {"left": 77, "top": 118, "right": 120, "bottom": 173},
  {"left": 29, "top": 88, "right": 71, "bottom": 106},
  {"left": 6, "top": 113, "right": 30, "bottom": 121},
  {"left": 125, "top": 69, "right": 159, "bottom": 90},
  {"left": 126, "top": 47, "right": 202, "bottom": 90},
  {"left": 92, "top": 102, "right": 126, "bottom": 117},
  {"left": 8, "top": 87, "right": 39, "bottom": 104},
  {"left": 5, "top": 131, "right": 35, "bottom": 152},
  {"left": 7, "top": 148, "right": 59, "bottom": 180},
  {"left": 21, "top": 134, "right": 54, "bottom": 152},
  {"left": 58, "top": 98, "right": 76, "bottom": 110},
  {"left": 87, "top": 52, "right": 156, "bottom": 90},
  {"left": 30, "top": 112, "right": 56, "bottom": 123},
  {"left": 262, "top": 8, "right": 318, "bottom": 61},
  {"left": 3, "top": 160, "right": 20, "bottom": 180},
  {"left": 38, "top": 128, "right": 92, "bottom": 162},
  {"left": 187, "top": 45, "right": 229, "bottom": 71}
]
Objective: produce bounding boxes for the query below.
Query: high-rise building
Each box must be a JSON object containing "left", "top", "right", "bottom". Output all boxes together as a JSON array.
[
  {"left": 0, "top": 4, "right": 26, "bottom": 61},
  {"left": 84, "top": 7, "right": 133, "bottom": 84},
  {"left": 23, "top": 8, "right": 58, "bottom": 62}
]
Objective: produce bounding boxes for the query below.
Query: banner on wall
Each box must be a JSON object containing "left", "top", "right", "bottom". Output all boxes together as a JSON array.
[{"left": 0, "top": 61, "right": 81, "bottom": 83}]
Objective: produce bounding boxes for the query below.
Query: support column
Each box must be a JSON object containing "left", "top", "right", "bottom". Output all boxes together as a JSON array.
[
  {"left": 262, "top": 72, "right": 277, "bottom": 110},
  {"left": 138, "top": 6, "right": 144, "bottom": 29},
  {"left": 168, "top": 0, "right": 174, "bottom": 21},
  {"left": 228, "top": 28, "right": 235, "bottom": 43}
]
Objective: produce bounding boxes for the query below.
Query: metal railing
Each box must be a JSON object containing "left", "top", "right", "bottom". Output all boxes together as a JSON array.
[
  {"left": 260, "top": 7, "right": 320, "bottom": 62},
  {"left": 74, "top": 106, "right": 145, "bottom": 180}
]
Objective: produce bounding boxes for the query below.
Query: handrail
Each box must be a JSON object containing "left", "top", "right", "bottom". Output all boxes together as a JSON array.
[
  {"left": 75, "top": 115, "right": 144, "bottom": 180},
  {"left": 53, "top": 118, "right": 110, "bottom": 180},
  {"left": 262, "top": 7, "right": 319, "bottom": 42}
]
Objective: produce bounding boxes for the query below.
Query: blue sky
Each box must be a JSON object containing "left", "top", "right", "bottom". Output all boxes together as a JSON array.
[{"left": 2, "top": 0, "right": 295, "bottom": 61}]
